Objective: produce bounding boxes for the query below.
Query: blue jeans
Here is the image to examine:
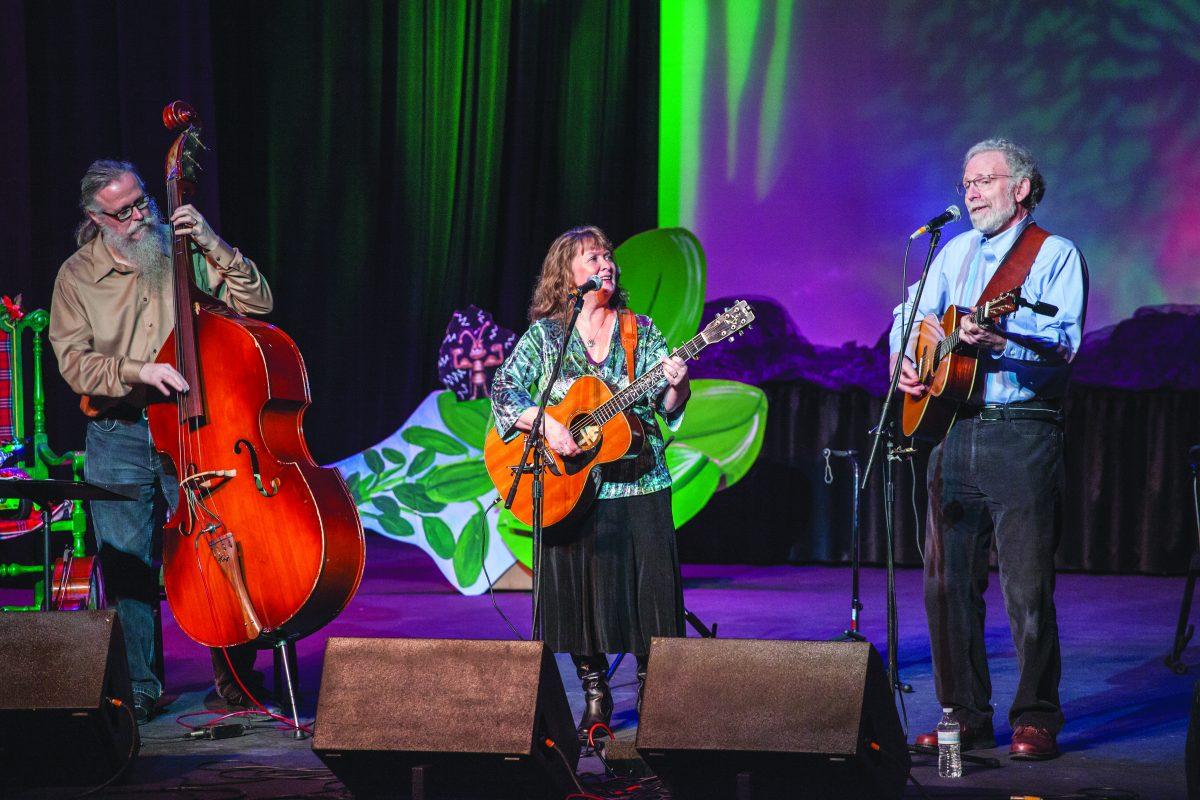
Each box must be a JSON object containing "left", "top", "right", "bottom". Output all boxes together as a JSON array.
[{"left": 84, "top": 416, "right": 178, "bottom": 700}]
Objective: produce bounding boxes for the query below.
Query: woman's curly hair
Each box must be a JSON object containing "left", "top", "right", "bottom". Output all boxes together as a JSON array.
[{"left": 528, "top": 225, "right": 628, "bottom": 322}]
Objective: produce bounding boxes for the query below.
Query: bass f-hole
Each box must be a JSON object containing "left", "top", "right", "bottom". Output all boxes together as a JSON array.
[{"left": 234, "top": 438, "right": 280, "bottom": 497}]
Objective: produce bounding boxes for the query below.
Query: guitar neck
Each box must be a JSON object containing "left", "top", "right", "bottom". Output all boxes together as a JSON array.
[
  {"left": 935, "top": 303, "right": 998, "bottom": 361},
  {"left": 590, "top": 332, "right": 707, "bottom": 424}
]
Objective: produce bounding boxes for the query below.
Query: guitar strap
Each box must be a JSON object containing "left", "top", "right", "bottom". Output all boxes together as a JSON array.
[
  {"left": 975, "top": 221, "right": 1051, "bottom": 305},
  {"left": 618, "top": 309, "right": 638, "bottom": 384}
]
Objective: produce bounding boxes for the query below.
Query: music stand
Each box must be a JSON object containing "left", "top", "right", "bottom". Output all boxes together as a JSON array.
[{"left": 0, "top": 479, "right": 138, "bottom": 611}]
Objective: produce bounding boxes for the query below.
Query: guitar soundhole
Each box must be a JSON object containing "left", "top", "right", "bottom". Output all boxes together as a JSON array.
[
  {"left": 572, "top": 415, "right": 602, "bottom": 450},
  {"left": 561, "top": 413, "right": 602, "bottom": 476}
]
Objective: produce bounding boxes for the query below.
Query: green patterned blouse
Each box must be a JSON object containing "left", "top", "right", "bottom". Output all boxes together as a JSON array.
[{"left": 490, "top": 314, "right": 685, "bottom": 499}]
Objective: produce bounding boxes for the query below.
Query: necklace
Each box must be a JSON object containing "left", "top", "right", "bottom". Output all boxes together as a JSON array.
[{"left": 579, "top": 311, "right": 610, "bottom": 349}]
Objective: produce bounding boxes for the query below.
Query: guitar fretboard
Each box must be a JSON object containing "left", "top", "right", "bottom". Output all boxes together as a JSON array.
[
  {"left": 934, "top": 304, "right": 991, "bottom": 362},
  {"left": 589, "top": 331, "right": 708, "bottom": 425}
]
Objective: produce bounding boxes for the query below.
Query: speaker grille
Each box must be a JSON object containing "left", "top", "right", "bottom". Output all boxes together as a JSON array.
[{"left": 313, "top": 638, "right": 559, "bottom": 755}]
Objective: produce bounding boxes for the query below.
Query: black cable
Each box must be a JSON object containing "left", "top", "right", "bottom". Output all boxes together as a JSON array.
[
  {"left": 547, "top": 738, "right": 588, "bottom": 796},
  {"left": 909, "top": 457, "right": 924, "bottom": 566},
  {"left": 481, "top": 553, "right": 526, "bottom": 640},
  {"left": 72, "top": 699, "right": 139, "bottom": 798}
]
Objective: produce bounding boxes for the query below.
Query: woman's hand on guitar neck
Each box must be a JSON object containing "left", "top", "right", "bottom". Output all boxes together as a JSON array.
[
  {"left": 889, "top": 352, "right": 928, "bottom": 398},
  {"left": 515, "top": 407, "right": 582, "bottom": 457}
]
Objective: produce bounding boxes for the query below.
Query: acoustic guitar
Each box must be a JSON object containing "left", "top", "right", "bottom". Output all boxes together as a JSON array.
[
  {"left": 901, "top": 290, "right": 1020, "bottom": 440},
  {"left": 484, "top": 301, "right": 755, "bottom": 527}
]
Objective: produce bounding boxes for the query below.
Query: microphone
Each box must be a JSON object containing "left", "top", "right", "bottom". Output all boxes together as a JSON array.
[
  {"left": 909, "top": 205, "right": 962, "bottom": 240},
  {"left": 1013, "top": 295, "right": 1059, "bottom": 317},
  {"left": 574, "top": 274, "right": 604, "bottom": 294}
]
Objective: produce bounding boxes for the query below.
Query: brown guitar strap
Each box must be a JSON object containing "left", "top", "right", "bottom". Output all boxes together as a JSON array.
[
  {"left": 619, "top": 309, "right": 638, "bottom": 384},
  {"left": 975, "top": 221, "right": 1052, "bottom": 305}
]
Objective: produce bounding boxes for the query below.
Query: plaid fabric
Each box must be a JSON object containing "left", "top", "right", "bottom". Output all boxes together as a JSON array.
[
  {"left": 0, "top": 324, "right": 13, "bottom": 445},
  {"left": 0, "top": 467, "right": 73, "bottom": 539},
  {"left": 0, "top": 468, "right": 74, "bottom": 540}
]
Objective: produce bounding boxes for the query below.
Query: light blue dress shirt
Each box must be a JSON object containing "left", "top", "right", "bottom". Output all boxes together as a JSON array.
[{"left": 889, "top": 216, "right": 1089, "bottom": 404}]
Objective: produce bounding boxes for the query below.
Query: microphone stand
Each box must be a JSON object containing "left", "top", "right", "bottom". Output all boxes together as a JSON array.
[
  {"left": 861, "top": 227, "right": 943, "bottom": 698},
  {"left": 502, "top": 288, "right": 589, "bottom": 640},
  {"left": 824, "top": 448, "right": 865, "bottom": 641}
]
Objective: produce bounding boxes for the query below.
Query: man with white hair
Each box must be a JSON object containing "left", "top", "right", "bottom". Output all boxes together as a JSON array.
[
  {"left": 50, "top": 160, "right": 273, "bottom": 723},
  {"left": 889, "top": 138, "right": 1088, "bottom": 760}
]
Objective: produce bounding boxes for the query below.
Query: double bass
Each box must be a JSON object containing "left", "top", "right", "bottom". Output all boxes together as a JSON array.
[{"left": 147, "top": 101, "right": 364, "bottom": 649}]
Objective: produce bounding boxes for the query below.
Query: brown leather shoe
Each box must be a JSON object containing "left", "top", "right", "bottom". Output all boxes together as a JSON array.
[
  {"left": 1010, "top": 725, "right": 1059, "bottom": 760},
  {"left": 913, "top": 722, "right": 995, "bottom": 751}
]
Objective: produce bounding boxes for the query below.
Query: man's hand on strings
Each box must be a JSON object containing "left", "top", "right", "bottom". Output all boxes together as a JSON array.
[
  {"left": 171, "top": 204, "right": 218, "bottom": 253},
  {"left": 890, "top": 352, "right": 928, "bottom": 398},
  {"left": 139, "top": 363, "right": 190, "bottom": 395}
]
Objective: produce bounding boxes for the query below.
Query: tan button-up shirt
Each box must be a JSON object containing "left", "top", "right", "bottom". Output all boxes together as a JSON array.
[{"left": 49, "top": 234, "right": 273, "bottom": 408}]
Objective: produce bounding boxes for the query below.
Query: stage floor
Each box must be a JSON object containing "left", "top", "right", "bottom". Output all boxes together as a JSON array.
[{"left": 6, "top": 535, "right": 1193, "bottom": 799}]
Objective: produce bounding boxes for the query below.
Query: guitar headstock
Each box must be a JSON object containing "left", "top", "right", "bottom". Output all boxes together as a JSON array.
[
  {"left": 162, "top": 101, "right": 204, "bottom": 191},
  {"left": 699, "top": 300, "right": 756, "bottom": 345},
  {"left": 984, "top": 289, "right": 1020, "bottom": 319}
]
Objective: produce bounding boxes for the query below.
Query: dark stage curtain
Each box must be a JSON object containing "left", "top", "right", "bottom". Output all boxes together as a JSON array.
[
  {"left": 678, "top": 381, "right": 1200, "bottom": 576},
  {"left": 4, "top": 0, "right": 658, "bottom": 464}
]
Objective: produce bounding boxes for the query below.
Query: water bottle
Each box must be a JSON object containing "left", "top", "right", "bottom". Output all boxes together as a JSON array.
[{"left": 937, "top": 708, "right": 962, "bottom": 778}]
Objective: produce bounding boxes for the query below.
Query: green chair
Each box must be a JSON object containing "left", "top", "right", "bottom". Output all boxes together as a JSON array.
[{"left": 0, "top": 296, "right": 89, "bottom": 611}]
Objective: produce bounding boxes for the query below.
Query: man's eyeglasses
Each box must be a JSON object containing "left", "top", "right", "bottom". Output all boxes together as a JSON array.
[
  {"left": 956, "top": 174, "right": 1012, "bottom": 195},
  {"left": 99, "top": 195, "right": 151, "bottom": 222}
]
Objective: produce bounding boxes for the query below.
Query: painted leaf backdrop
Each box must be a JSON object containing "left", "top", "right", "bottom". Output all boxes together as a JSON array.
[
  {"left": 671, "top": 379, "right": 767, "bottom": 489},
  {"left": 615, "top": 227, "right": 707, "bottom": 347}
]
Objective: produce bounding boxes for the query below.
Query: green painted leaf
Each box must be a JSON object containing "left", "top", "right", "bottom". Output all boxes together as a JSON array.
[
  {"left": 614, "top": 228, "right": 706, "bottom": 348},
  {"left": 372, "top": 495, "right": 402, "bottom": 517},
  {"left": 401, "top": 426, "right": 467, "bottom": 456},
  {"left": 393, "top": 483, "right": 447, "bottom": 514},
  {"left": 452, "top": 508, "right": 487, "bottom": 586},
  {"left": 672, "top": 379, "right": 767, "bottom": 489},
  {"left": 424, "top": 460, "right": 496, "bottom": 503},
  {"left": 380, "top": 514, "right": 414, "bottom": 537},
  {"left": 497, "top": 508, "right": 533, "bottom": 569},
  {"left": 364, "top": 449, "right": 386, "bottom": 475},
  {"left": 345, "top": 472, "right": 362, "bottom": 503},
  {"left": 423, "top": 516, "right": 456, "bottom": 559},
  {"left": 407, "top": 449, "right": 436, "bottom": 476},
  {"left": 382, "top": 448, "right": 407, "bottom": 466},
  {"left": 437, "top": 392, "right": 492, "bottom": 451},
  {"left": 665, "top": 443, "right": 722, "bottom": 528}
]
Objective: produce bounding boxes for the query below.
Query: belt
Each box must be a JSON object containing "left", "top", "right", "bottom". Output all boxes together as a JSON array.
[
  {"left": 974, "top": 400, "right": 1062, "bottom": 423},
  {"left": 95, "top": 405, "right": 148, "bottom": 423}
]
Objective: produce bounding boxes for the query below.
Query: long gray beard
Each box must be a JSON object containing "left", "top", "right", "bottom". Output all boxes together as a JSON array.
[{"left": 107, "top": 222, "right": 172, "bottom": 292}]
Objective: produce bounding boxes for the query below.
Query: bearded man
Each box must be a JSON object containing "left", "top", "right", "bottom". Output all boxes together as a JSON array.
[
  {"left": 49, "top": 160, "right": 273, "bottom": 722},
  {"left": 889, "top": 139, "right": 1088, "bottom": 760}
]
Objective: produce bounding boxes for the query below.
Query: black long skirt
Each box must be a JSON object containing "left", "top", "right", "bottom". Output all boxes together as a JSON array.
[{"left": 540, "top": 488, "right": 684, "bottom": 657}]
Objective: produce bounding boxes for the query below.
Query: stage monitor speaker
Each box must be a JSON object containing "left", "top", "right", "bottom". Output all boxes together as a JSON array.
[
  {"left": 636, "top": 638, "right": 909, "bottom": 800},
  {"left": 312, "top": 638, "right": 578, "bottom": 800},
  {"left": 0, "top": 610, "right": 139, "bottom": 787}
]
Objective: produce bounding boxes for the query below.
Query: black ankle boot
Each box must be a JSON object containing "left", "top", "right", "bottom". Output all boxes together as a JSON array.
[{"left": 577, "top": 671, "right": 613, "bottom": 740}]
